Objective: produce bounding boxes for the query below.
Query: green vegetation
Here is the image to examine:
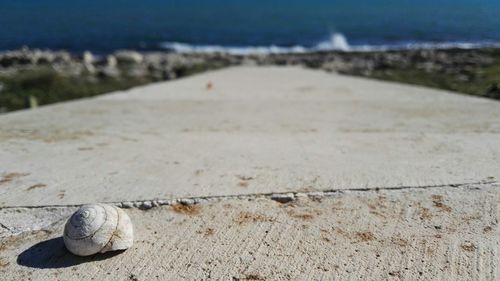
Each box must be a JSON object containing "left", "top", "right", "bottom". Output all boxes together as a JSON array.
[
  {"left": 0, "top": 68, "right": 153, "bottom": 112},
  {"left": 0, "top": 62, "right": 229, "bottom": 113},
  {"left": 368, "top": 60, "right": 500, "bottom": 100},
  {"left": 1, "top": 54, "right": 499, "bottom": 113}
]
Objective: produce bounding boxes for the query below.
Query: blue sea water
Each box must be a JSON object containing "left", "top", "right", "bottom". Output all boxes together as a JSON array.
[{"left": 1, "top": 0, "right": 500, "bottom": 54}]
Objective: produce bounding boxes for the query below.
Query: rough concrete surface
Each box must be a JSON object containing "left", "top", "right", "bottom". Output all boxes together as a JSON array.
[
  {"left": 1, "top": 184, "right": 499, "bottom": 280},
  {"left": 0, "top": 66, "right": 499, "bottom": 280}
]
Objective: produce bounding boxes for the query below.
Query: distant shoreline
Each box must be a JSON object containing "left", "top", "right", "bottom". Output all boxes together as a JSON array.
[
  {"left": 1, "top": 47, "right": 499, "bottom": 113},
  {"left": 5, "top": 33, "right": 500, "bottom": 56},
  {"left": 3, "top": 43, "right": 500, "bottom": 56}
]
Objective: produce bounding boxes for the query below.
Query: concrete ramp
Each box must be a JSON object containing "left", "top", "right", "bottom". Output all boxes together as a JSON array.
[
  {"left": 0, "top": 67, "right": 498, "bottom": 280},
  {"left": 0, "top": 66, "right": 499, "bottom": 206}
]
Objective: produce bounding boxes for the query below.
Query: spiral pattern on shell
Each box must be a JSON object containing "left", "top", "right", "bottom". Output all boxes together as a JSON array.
[{"left": 63, "top": 204, "right": 133, "bottom": 256}]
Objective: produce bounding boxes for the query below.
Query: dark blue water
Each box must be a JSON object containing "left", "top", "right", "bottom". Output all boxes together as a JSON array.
[{"left": 1, "top": 0, "right": 500, "bottom": 53}]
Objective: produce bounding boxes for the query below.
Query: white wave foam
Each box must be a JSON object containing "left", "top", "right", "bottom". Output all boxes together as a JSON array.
[
  {"left": 159, "top": 33, "right": 500, "bottom": 55},
  {"left": 160, "top": 33, "right": 350, "bottom": 55},
  {"left": 315, "top": 33, "right": 351, "bottom": 51},
  {"left": 159, "top": 42, "right": 308, "bottom": 55}
]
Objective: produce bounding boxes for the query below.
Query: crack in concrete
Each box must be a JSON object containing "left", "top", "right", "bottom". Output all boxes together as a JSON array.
[
  {"left": 0, "top": 180, "right": 497, "bottom": 238},
  {"left": 0, "top": 179, "right": 496, "bottom": 210},
  {"left": 0, "top": 221, "right": 12, "bottom": 232}
]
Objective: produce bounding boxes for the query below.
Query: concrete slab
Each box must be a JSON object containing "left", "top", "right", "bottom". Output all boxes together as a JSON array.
[
  {"left": 0, "top": 183, "right": 498, "bottom": 280},
  {"left": 1, "top": 67, "right": 500, "bottom": 280},
  {"left": 1, "top": 66, "right": 500, "bottom": 207}
]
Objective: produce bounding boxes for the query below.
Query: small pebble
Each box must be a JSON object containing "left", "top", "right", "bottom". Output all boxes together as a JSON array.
[
  {"left": 270, "top": 193, "right": 295, "bottom": 203},
  {"left": 193, "top": 198, "right": 208, "bottom": 204},
  {"left": 121, "top": 202, "right": 134, "bottom": 208},
  {"left": 141, "top": 201, "right": 153, "bottom": 209},
  {"left": 178, "top": 198, "right": 195, "bottom": 205},
  {"left": 157, "top": 199, "right": 170, "bottom": 205}
]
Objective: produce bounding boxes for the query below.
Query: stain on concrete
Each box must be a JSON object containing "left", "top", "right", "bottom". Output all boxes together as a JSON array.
[
  {"left": 25, "top": 184, "right": 47, "bottom": 191},
  {"left": 431, "top": 195, "right": 452, "bottom": 212},
  {"left": 197, "top": 227, "right": 215, "bottom": 237},
  {"left": 0, "top": 129, "right": 94, "bottom": 143},
  {"left": 287, "top": 210, "right": 314, "bottom": 221},
  {"left": 461, "top": 242, "right": 477, "bottom": 252},
  {"left": 236, "top": 175, "right": 254, "bottom": 181},
  {"left": 241, "top": 274, "right": 265, "bottom": 280},
  {"left": 238, "top": 181, "right": 249, "bottom": 188},
  {"left": 235, "top": 212, "right": 274, "bottom": 224},
  {"left": 0, "top": 173, "right": 29, "bottom": 185},
  {"left": 171, "top": 204, "right": 201, "bottom": 216},
  {"left": 57, "top": 191, "right": 65, "bottom": 199},
  {"left": 236, "top": 175, "right": 254, "bottom": 188},
  {"left": 483, "top": 226, "right": 493, "bottom": 233},
  {"left": 388, "top": 271, "right": 401, "bottom": 278},
  {"left": 391, "top": 237, "right": 408, "bottom": 247},
  {"left": 357, "top": 232, "right": 375, "bottom": 242},
  {"left": 419, "top": 207, "right": 432, "bottom": 220}
]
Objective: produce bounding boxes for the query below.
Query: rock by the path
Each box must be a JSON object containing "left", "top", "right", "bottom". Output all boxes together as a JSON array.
[{"left": 114, "top": 50, "right": 144, "bottom": 65}]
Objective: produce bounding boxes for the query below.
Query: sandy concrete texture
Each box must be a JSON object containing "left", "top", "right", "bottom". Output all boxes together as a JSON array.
[
  {"left": 0, "top": 183, "right": 498, "bottom": 280},
  {"left": 1, "top": 66, "right": 500, "bottom": 206},
  {"left": 0, "top": 66, "right": 499, "bottom": 280}
]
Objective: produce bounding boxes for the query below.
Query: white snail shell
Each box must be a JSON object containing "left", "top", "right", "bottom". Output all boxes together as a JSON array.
[{"left": 63, "top": 204, "right": 133, "bottom": 256}]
